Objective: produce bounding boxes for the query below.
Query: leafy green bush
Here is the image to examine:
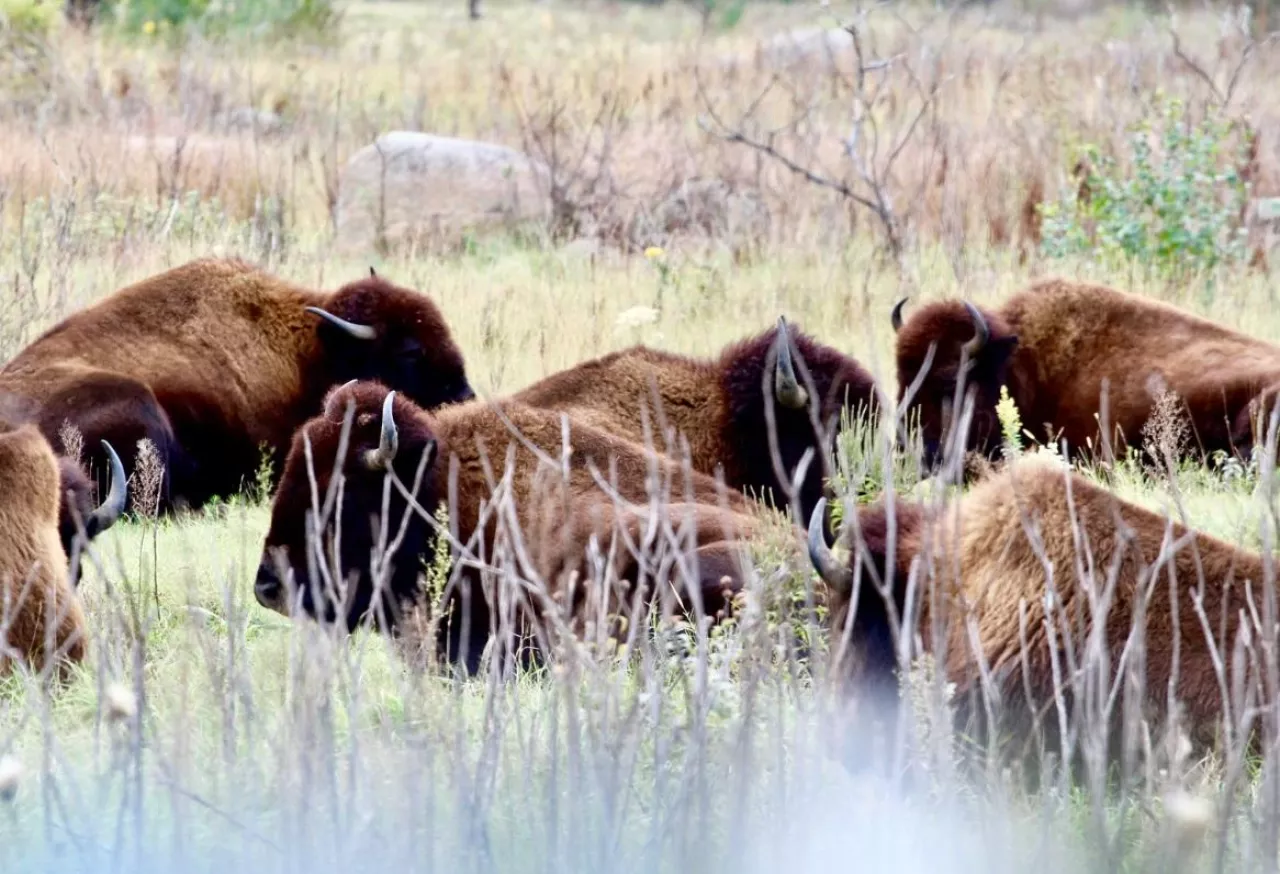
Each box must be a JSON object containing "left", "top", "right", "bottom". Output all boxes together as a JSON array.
[
  {"left": 0, "top": 0, "right": 64, "bottom": 36},
  {"left": 1040, "top": 94, "right": 1253, "bottom": 285},
  {"left": 99, "top": 0, "right": 338, "bottom": 42}
]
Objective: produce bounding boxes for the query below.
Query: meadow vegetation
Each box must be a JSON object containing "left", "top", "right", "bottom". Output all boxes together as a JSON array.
[{"left": 3, "top": 0, "right": 1280, "bottom": 870}]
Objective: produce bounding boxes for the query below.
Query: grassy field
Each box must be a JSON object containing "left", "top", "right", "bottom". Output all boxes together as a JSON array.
[{"left": 3, "top": 0, "right": 1280, "bottom": 870}]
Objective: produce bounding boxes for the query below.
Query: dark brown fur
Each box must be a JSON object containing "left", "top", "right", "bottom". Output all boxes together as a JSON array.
[
  {"left": 893, "top": 278, "right": 1280, "bottom": 469},
  {"left": 0, "top": 257, "right": 475, "bottom": 512},
  {"left": 513, "top": 320, "right": 881, "bottom": 524},
  {"left": 0, "top": 423, "right": 88, "bottom": 675},
  {"left": 255, "top": 381, "right": 766, "bottom": 671},
  {"left": 812, "top": 454, "right": 1272, "bottom": 769}
]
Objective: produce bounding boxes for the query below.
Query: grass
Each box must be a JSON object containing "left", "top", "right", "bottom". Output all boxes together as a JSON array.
[{"left": 3, "top": 0, "right": 1280, "bottom": 870}]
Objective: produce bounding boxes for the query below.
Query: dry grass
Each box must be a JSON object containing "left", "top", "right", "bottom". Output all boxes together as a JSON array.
[{"left": 3, "top": 0, "right": 1280, "bottom": 870}]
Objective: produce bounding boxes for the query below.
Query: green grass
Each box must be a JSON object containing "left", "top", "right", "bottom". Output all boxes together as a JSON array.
[{"left": 4, "top": 0, "right": 1280, "bottom": 869}]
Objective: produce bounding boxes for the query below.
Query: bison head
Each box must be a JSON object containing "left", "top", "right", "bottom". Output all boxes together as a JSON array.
[
  {"left": 720, "top": 317, "right": 880, "bottom": 522},
  {"left": 255, "top": 381, "right": 441, "bottom": 632},
  {"left": 306, "top": 272, "right": 475, "bottom": 413},
  {"left": 57, "top": 440, "right": 128, "bottom": 574},
  {"left": 891, "top": 298, "right": 1018, "bottom": 470}
]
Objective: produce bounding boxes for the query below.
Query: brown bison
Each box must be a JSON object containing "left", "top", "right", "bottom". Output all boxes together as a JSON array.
[
  {"left": 807, "top": 453, "right": 1272, "bottom": 768},
  {"left": 512, "top": 317, "right": 882, "bottom": 525},
  {"left": 0, "top": 258, "right": 475, "bottom": 513},
  {"left": 1, "top": 425, "right": 127, "bottom": 675},
  {"left": 891, "top": 278, "right": 1280, "bottom": 470},
  {"left": 254, "top": 381, "right": 768, "bottom": 671}
]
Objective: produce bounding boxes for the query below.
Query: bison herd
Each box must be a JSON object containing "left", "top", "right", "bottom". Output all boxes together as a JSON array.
[{"left": 4, "top": 257, "right": 1280, "bottom": 761}]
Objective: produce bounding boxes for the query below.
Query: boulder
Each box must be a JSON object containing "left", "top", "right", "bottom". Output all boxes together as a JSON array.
[{"left": 335, "top": 132, "right": 552, "bottom": 253}]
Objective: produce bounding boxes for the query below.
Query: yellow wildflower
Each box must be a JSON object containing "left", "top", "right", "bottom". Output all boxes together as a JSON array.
[
  {"left": 643, "top": 246, "right": 664, "bottom": 260},
  {"left": 143, "top": 19, "right": 157, "bottom": 35}
]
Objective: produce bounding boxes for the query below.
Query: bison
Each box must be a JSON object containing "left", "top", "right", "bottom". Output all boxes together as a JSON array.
[
  {"left": 0, "top": 258, "right": 475, "bottom": 514},
  {"left": 890, "top": 278, "right": 1280, "bottom": 471},
  {"left": 512, "top": 317, "right": 882, "bottom": 525},
  {"left": 254, "top": 381, "right": 770, "bottom": 672},
  {"left": 807, "top": 452, "right": 1273, "bottom": 770},
  {"left": 1, "top": 424, "right": 127, "bottom": 676},
  {"left": 55, "top": 450, "right": 128, "bottom": 567}
]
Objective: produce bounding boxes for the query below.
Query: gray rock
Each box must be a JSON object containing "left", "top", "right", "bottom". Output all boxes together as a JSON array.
[{"left": 335, "top": 132, "right": 552, "bottom": 253}]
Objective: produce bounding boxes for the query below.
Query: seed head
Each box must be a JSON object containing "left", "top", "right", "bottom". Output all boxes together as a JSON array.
[
  {"left": 0, "top": 756, "right": 23, "bottom": 802},
  {"left": 105, "top": 683, "right": 137, "bottom": 723}
]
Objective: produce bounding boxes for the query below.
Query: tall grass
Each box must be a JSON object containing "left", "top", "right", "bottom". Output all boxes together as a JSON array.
[{"left": 3, "top": 0, "right": 1280, "bottom": 870}]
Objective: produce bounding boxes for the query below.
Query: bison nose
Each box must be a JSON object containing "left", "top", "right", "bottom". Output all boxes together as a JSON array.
[
  {"left": 255, "top": 559, "right": 285, "bottom": 610},
  {"left": 457, "top": 383, "right": 476, "bottom": 403}
]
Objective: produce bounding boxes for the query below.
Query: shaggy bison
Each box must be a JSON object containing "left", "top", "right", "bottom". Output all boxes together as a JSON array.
[
  {"left": 1, "top": 425, "right": 127, "bottom": 675},
  {"left": 807, "top": 453, "right": 1272, "bottom": 767},
  {"left": 891, "top": 278, "right": 1280, "bottom": 470},
  {"left": 0, "top": 258, "right": 475, "bottom": 513},
  {"left": 513, "top": 317, "right": 881, "bottom": 524},
  {"left": 254, "top": 381, "right": 766, "bottom": 671}
]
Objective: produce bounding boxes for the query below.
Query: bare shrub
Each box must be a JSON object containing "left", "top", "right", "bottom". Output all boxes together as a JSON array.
[
  {"left": 57, "top": 419, "right": 84, "bottom": 468},
  {"left": 1142, "top": 383, "right": 1193, "bottom": 472},
  {"left": 130, "top": 437, "right": 164, "bottom": 520}
]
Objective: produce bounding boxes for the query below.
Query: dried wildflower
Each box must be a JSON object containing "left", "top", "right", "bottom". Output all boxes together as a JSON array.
[
  {"left": 0, "top": 756, "right": 22, "bottom": 802},
  {"left": 105, "top": 683, "right": 137, "bottom": 723}
]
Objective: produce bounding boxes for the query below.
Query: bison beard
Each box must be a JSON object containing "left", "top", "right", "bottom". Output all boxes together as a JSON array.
[
  {"left": 0, "top": 425, "right": 128, "bottom": 676},
  {"left": 807, "top": 453, "right": 1273, "bottom": 773},
  {"left": 513, "top": 316, "right": 881, "bottom": 527},
  {"left": 254, "top": 381, "right": 767, "bottom": 672},
  {"left": 891, "top": 278, "right": 1280, "bottom": 471},
  {"left": 0, "top": 257, "right": 475, "bottom": 515}
]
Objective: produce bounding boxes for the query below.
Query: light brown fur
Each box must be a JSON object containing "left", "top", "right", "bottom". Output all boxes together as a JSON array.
[
  {"left": 513, "top": 346, "right": 730, "bottom": 484},
  {"left": 512, "top": 323, "right": 880, "bottom": 525},
  {"left": 1, "top": 256, "right": 473, "bottom": 510},
  {"left": 818, "top": 453, "right": 1272, "bottom": 758},
  {"left": 257, "top": 382, "right": 769, "bottom": 671},
  {"left": 0, "top": 423, "right": 88, "bottom": 675},
  {"left": 894, "top": 278, "right": 1280, "bottom": 466}
]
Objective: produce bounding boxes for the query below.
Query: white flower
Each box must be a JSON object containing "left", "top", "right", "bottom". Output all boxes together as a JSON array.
[{"left": 614, "top": 306, "right": 659, "bottom": 332}]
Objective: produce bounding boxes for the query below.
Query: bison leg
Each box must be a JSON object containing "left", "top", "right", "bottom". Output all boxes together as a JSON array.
[
  {"left": 36, "top": 374, "right": 188, "bottom": 516},
  {"left": 1228, "top": 385, "right": 1280, "bottom": 461}
]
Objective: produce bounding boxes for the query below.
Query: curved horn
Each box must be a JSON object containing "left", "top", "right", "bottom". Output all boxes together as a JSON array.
[
  {"left": 890, "top": 298, "right": 908, "bottom": 333},
  {"left": 773, "top": 316, "right": 809, "bottom": 410},
  {"left": 324, "top": 380, "right": 360, "bottom": 418},
  {"left": 807, "top": 498, "right": 852, "bottom": 594},
  {"left": 87, "top": 440, "right": 128, "bottom": 536},
  {"left": 364, "top": 391, "right": 400, "bottom": 470},
  {"left": 305, "top": 306, "right": 377, "bottom": 341},
  {"left": 369, "top": 266, "right": 377, "bottom": 278},
  {"left": 961, "top": 301, "right": 990, "bottom": 359}
]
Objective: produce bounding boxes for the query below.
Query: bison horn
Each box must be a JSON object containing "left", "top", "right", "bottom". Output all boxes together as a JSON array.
[
  {"left": 365, "top": 391, "right": 400, "bottom": 470},
  {"left": 807, "top": 498, "right": 852, "bottom": 594},
  {"left": 773, "top": 316, "right": 809, "bottom": 410},
  {"left": 890, "top": 298, "right": 907, "bottom": 333},
  {"left": 369, "top": 266, "right": 377, "bottom": 278},
  {"left": 305, "top": 306, "right": 378, "bottom": 341},
  {"left": 961, "top": 301, "right": 990, "bottom": 359},
  {"left": 88, "top": 440, "right": 128, "bottom": 536}
]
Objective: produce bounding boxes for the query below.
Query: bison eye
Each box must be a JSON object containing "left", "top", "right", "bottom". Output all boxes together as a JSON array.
[{"left": 396, "top": 340, "right": 423, "bottom": 360}]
